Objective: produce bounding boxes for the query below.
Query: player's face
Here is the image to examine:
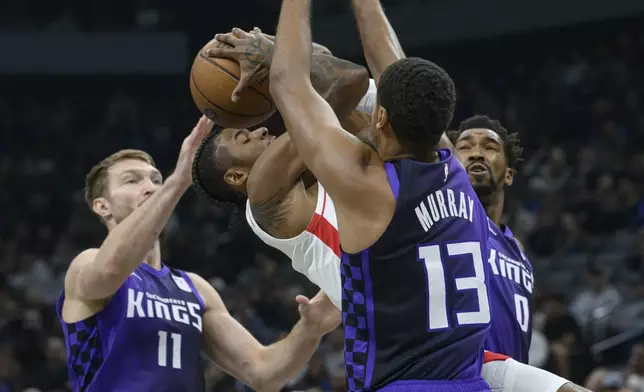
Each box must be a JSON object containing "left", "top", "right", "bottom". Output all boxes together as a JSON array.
[
  {"left": 454, "top": 129, "right": 514, "bottom": 197},
  {"left": 220, "top": 127, "right": 275, "bottom": 166},
  {"left": 218, "top": 127, "right": 275, "bottom": 187},
  {"left": 99, "top": 159, "right": 163, "bottom": 225}
]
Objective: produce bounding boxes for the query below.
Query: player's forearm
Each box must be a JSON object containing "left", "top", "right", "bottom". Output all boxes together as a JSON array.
[
  {"left": 91, "top": 176, "right": 188, "bottom": 282},
  {"left": 310, "top": 54, "right": 370, "bottom": 121},
  {"left": 253, "top": 319, "right": 321, "bottom": 392},
  {"left": 270, "top": 0, "right": 320, "bottom": 160},
  {"left": 351, "top": 0, "right": 405, "bottom": 84},
  {"left": 247, "top": 59, "right": 366, "bottom": 207},
  {"left": 263, "top": 33, "right": 332, "bottom": 56},
  {"left": 271, "top": 0, "right": 313, "bottom": 89},
  {"left": 263, "top": 16, "right": 368, "bottom": 121}
]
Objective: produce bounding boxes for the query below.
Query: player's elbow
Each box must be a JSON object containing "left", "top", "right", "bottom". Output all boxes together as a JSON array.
[
  {"left": 340, "top": 66, "right": 371, "bottom": 112},
  {"left": 245, "top": 363, "right": 281, "bottom": 392},
  {"left": 243, "top": 348, "right": 287, "bottom": 392},
  {"left": 348, "top": 65, "right": 370, "bottom": 92}
]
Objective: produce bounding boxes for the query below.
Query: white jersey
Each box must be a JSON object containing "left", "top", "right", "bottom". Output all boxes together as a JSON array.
[
  {"left": 247, "top": 179, "right": 570, "bottom": 392},
  {"left": 245, "top": 183, "right": 343, "bottom": 309}
]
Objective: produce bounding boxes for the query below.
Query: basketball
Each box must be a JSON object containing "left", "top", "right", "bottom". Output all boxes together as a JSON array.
[{"left": 189, "top": 39, "right": 275, "bottom": 129}]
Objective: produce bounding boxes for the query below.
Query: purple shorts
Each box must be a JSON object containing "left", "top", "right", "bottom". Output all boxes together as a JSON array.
[{"left": 377, "top": 378, "right": 490, "bottom": 392}]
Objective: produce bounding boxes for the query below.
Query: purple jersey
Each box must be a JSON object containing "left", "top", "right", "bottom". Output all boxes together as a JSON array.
[
  {"left": 484, "top": 219, "right": 534, "bottom": 363},
  {"left": 341, "top": 150, "right": 492, "bottom": 392},
  {"left": 56, "top": 263, "right": 205, "bottom": 392}
]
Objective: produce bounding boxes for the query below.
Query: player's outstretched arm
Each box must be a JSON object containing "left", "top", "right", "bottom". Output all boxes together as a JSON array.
[
  {"left": 270, "top": 0, "right": 392, "bottom": 248},
  {"left": 484, "top": 357, "right": 591, "bottom": 392},
  {"left": 351, "top": 0, "right": 405, "bottom": 84},
  {"left": 64, "top": 117, "right": 213, "bottom": 302},
  {"left": 190, "top": 274, "right": 339, "bottom": 392},
  {"left": 208, "top": 28, "right": 369, "bottom": 216}
]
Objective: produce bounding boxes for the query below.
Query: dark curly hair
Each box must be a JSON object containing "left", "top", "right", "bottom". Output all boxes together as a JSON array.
[
  {"left": 378, "top": 57, "right": 456, "bottom": 152},
  {"left": 448, "top": 115, "right": 524, "bottom": 169},
  {"left": 192, "top": 127, "right": 246, "bottom": 226}
]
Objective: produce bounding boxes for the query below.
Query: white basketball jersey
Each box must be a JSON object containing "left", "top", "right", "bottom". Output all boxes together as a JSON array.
[{"left": 245, "top": 183, "right": 343, "bottom": 309}]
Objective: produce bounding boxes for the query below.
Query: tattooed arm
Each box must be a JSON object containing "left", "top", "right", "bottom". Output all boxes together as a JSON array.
[
  {"left": 247, "top": 54, "right": 371, "bottom": 236},
  {"left": 262, "top": 32, "right": 333, "bottom": 56},
  {"left": 207, "top": 30, "right": 369, "bottom": 236}
]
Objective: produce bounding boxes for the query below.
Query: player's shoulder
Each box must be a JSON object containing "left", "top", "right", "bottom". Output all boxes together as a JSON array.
[
  {"left": 73, "top": 248, "right": 100, "bottom": 262},
  {"left": 184, "top": 271, "right": 207, "bottom": 289},
  {"left": 513, "top": 238, "right": 525, "bottom": 253},
  {"left": 63, "top": 248, "right": 103, "bottom": 304},
  {"left": 184, "top": 272, "right": 225, "bottom": 311},
  {"left": 66, "top": 248, "right": 99, "bottom": 278}
]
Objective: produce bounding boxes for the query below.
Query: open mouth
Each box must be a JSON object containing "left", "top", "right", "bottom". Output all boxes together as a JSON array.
[{"left": 468, "top": 163, "right": 488, "bottom": 174}]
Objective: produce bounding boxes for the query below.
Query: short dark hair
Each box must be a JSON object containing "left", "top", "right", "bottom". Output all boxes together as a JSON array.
[
  {"left": 193, "top": 128, "right": 246, "bottom": 210},
  {"left": 449, "top": 115, "right": 524, "bottom": 169},
  {"left": 378, "top": 57, "right": 456, "bottom": 151},
  {"left": 85, "top": 149, "right": 155, "bottom": 225}
]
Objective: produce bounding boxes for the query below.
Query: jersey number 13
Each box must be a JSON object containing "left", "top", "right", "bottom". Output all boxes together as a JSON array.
[{"left": 418, "top": 241, "right": 491, "bottom": 330}]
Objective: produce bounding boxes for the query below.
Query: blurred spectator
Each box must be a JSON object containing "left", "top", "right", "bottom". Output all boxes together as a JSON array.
[
  {"left": 612, "top": 275, "right": 644, "bottom": 331},
  {"left": 586, "top": 343, "right": 644, "bottom": 392},
  {"left": 570, "top": 265, "right": 622, "bottom": 328},
  {"left": 542, "top": 293, "right": 586, "bottom": 381}
]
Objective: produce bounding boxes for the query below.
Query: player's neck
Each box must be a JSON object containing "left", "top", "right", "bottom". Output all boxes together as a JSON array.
[
  {"left": 142, "top": 241, "right": 163, "bottom": 270},
  {"left": 481, "top": 191, "right": 504, "bottom": 226},
  {"left": 382, "top": 146, "right": 439, "bottom": 163}
]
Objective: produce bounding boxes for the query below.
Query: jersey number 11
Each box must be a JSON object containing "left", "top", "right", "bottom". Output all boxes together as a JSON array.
[{"left": 158, "top": 330, "right": 182, "bottom": 369}]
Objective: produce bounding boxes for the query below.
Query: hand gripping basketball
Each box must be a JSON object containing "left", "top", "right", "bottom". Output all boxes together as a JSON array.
[{"left": 206, "top": 27, "right": 273, "bottom": 103}]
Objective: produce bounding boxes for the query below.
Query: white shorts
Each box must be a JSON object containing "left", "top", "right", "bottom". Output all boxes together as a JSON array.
[{"left": 482, "top": 352, "right": 569, "bottom": 392}]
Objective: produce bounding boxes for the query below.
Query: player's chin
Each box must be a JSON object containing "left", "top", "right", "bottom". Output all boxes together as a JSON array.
[
  {"left": 467, "top": 171, "right": 490, "bottom": 184},
  {"left": 471, "top": 183, "right": 494, "bottom": 197}
]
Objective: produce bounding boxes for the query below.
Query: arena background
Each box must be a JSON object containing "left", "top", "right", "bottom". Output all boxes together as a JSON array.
[{"left": 2, "top": 1, "right": 644, "bottom": 391}]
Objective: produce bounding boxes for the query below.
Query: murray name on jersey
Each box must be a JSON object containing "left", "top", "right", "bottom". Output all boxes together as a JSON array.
[
  {"left": 415, "top": 188, "right": 477, "bottom": 232},
  {"left": 126, "top": 288, "right": 203, "bottom": 332}
]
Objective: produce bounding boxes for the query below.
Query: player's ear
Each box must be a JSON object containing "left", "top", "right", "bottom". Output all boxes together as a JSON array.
[
  {"left": 92, "top": 197, "right": 111, "bottom": 219},
  {"left": 224, "top": 168, "right": 248, "bottom": 187},
  {"left": 504, "top": 168, "right": 515, "bottom": 187},
  {"left": 374, "top": 105, "right": 396, "bottom": 140},
  {"left": 375, "top": 105, "right": 388, "bottom": 131}
]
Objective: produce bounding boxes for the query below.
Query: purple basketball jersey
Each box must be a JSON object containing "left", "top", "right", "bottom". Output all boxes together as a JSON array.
[
  {"left": 56, "top": 264, "right": 205, "bottom": 392},
  {"left": 484, "top": 219, "right": 534, "bottom": 363},
  {"left": 341, "top": 150, "right": 492, "bottom": 392}
]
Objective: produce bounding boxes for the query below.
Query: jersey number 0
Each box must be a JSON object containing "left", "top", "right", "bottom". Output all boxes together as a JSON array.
[{"left": 418, "top": 241, "right": 491, "bottom": 330}]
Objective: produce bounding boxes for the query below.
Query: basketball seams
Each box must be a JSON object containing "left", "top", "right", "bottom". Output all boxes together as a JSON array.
[
  {"left": 190, "top": 72, "right": 263, "bottom": 118},
  {"left": 197, "top": 52, "right": 273, "bottom": 108}
]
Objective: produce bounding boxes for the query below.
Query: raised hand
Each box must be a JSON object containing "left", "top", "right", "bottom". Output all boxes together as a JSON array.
[
  {"left": 206, "top": 27, "right": 273, "bottom": 103},
  {"left": 174, "top": 116, "right": 214, "bottom": 187},
  {"left": 296, "top": 290, "right": 342, "bottom": 336}
]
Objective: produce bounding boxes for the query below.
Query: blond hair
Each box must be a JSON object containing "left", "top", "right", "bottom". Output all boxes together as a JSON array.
[{"left": 84, "top": 149, "right": 156, "bottom": 209}]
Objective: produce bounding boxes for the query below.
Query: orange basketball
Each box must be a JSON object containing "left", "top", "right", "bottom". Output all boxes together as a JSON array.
[{"left": 189, "top": 39, "right": 275, "bottom": 129}]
